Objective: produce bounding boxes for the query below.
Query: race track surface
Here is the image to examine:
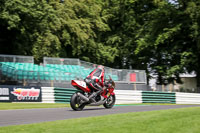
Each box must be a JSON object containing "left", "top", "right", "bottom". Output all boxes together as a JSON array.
[{"left": 0, "top": 104, "right": 200, "bottom": 127}]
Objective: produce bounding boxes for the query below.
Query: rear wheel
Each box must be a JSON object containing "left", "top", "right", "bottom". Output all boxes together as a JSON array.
[
  {"left": 103, "top": 94, "right": 116, "bottom": 109},
  {"left": 70, "top": 93, "right": 86, "bottom": 111}
]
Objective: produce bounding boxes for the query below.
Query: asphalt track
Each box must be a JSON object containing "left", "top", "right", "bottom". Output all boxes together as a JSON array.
[{"left": 0, "top": 104, "right": 200, "bottom": 127}]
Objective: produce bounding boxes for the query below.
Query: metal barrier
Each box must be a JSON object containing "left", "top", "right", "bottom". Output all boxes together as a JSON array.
[
  {"left": 32, "top": 87, "right": 200, "bottom": 104},
  {"left": 176, "top": 92, "right": 200, "bottom": 104},
  {"left": 41, "top": 87, "right": 55, "bottom": 103},
  {"left": 0, "top": 54, "right": 34, "bottom": 63},
  {"left": 115, "top": 90, "right": 142, "bottom": 104},
  {"left": 142, "top": 91, "right": 176, "bottom": 103},
  {"left": 41, "top": 87, "right": 77, "bottom": 103},
  {"left": 54, "top": 88, "right": 77, "bottom": 103}
]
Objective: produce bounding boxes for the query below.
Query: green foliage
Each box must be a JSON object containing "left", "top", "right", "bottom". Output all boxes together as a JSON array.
[
  {"left": 133, "top": 0, "right": 200, "bottom": 86},
  {"left": 0, "top": 0, "right": 116, "bottom": 64},
  {"left": 1, "top": 0, "right": 200, "bottom": 89}
]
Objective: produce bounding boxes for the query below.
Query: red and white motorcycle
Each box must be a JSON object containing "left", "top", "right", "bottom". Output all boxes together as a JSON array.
[{"left": 70, "top": 76, "right": 116, "bottom": 111}]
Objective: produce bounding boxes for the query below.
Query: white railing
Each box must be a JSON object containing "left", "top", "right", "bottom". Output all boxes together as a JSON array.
[
  {"left": 176, "top": 92, "right": 200, "bottom": 104},
  {"left": 115, "top": 90, "right": 142, "bottom": 104},
  {"left": 41, "top": 87, "right": 55, "bottom": 103}
]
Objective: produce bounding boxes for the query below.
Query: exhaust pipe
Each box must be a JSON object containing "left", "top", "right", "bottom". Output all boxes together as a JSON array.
[
  {"left": 77, "top": 92, "right": 89, "bottom": 102},
  {"left": 89, "top": 99, "right": 106, "bottom": 106}
]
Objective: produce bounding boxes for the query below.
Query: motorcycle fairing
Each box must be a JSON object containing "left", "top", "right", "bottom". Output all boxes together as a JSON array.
[
  {"left": 71, "top": 80, "right": 91, "bottom": 92},
  {"left": 101, "top": 87, "right": 115, "bottom": 98}
]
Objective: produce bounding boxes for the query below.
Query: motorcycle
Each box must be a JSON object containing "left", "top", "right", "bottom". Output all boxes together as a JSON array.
[{"left": 70, "top": 76, "right": 116, "bottom": 111}]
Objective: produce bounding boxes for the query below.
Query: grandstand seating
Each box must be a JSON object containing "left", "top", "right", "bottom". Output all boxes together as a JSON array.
[{"left": 0, "top": 62, "right": 118, "bottom": 81}]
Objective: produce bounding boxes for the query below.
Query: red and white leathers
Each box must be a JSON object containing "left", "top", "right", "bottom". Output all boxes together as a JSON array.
[
  {"left": 84, "top": 65, "right": 105, "bottom": 100},
  {"left": 86, "top": 65, "right": 104, "bottom": 88}
]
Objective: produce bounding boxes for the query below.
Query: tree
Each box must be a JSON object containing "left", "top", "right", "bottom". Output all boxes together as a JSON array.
[
  {"left": 0, "top": 0, "right": 119, "bottom": 64},
  {"left": 55, "top": 0, "right": 119, "bottom": 64},
  {"left": 2, "top": 0, "right": 200, "bottom": 92},
  {"left": 135, "top": 0, "right": 200, "bottom": 91},
  {"left": 0, "top": 0, "right": 63, "bottom": 62}
]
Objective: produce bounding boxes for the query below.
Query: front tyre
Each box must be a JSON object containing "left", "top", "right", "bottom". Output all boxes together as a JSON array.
[
  {"left": 70, "top": 93, "right": 85, "bottom": 111},
  {"left": 103, "top": 94, "right": 116, "bottom": 109}
]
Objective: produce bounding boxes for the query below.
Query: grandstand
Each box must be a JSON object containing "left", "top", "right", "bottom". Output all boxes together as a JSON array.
[
  {"left": 0, "top": 61, "right": 119, "bottom": 82},
  {"left": 0, "top": 55, "right": 147, "bottom": 87}
]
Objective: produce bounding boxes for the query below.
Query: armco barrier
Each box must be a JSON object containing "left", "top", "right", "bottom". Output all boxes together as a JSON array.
[
  {"left": 142, "top": 91, "right": 176, "bottom": 103},
  {"left": 41, "top": 88, "right": 143, "bottom": 104},
  {"left": 40, "top": 87, "right": 200, "bottom": 104},
  {"left": 115, "top": 90, "right": 142, "bottom": 104},
  {"left": 41, "top": 87, "right": 55, "bottom": 103},
  {"left": 176, "top": 92, "right": 200, "bottom": 104},
  {"left": 41, "top": 87, "right": 77, "bottom": 103},
  {"left": 54, "top": 88, "right": 77, "bottom": 103}
]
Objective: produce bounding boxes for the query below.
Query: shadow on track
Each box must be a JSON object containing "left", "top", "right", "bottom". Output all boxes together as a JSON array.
[{"left": 67, "top": 107, "right": 109, "bottom": 111}]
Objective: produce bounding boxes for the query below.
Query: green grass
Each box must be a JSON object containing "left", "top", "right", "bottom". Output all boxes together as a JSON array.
[
  {"left": 0, "top": 103, "right": 69, "bottom": 110},
  {"left": 1, "top": 107, "right": 200, "bottom": 133}
]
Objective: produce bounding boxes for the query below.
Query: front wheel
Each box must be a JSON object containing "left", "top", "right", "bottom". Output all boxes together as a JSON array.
[
  {"left": 103, "top": 94, "right": 116, "bottom": 109},
  {"left": 70, "top": 93, "right": 86, "bottom": 111}
]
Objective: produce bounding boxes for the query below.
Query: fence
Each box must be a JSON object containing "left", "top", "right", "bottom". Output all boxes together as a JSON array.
[
  {"left": 43, "top": 57, "right": 147, "bottom": 84},
  {"left": 0, "top": 54, "right": 34, "bottom": 63},
  {"left": 151, "top": 84, "right": 198, "bottom": 93}
]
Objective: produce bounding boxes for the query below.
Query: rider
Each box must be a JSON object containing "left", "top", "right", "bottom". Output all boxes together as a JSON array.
[{"left": 84, "top": 65, "right": 105, "bottom": 102}]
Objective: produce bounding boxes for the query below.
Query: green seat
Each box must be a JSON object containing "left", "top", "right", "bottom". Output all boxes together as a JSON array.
[
  {"left": 23, "top": 71, "right": 28, "bottom": 79},
  {"left": 65, "top": 76, "right": 71, "bottom": 81},
  {"left": 44, "top": 72, "right": 50, "bottom": 80},
  {"left": 39, "top": 72, "right": 45, "bottom": 80},
  {"left": 54, "top": 73, "right": 60, "bottom": 81},
  {"left": 17, "top": 71, "right": 23, "bottom": 80},
  {"left": 49, "top": 73, "right": 55, "bottom": 80},
  {"left": 33, "top": 66, "right": 39, "bottom": 71},
  {"left": 28, "top": 72, "right": 34, "bottom": 80},
  {"left": 33, "top": 72, "right": 38, "bottom": 80},
  {"left": 61, "top": 74, "right": 65, "bottom": 81},
  {"left": 7, "top": 68, "right": 13, "bottom": 77}
]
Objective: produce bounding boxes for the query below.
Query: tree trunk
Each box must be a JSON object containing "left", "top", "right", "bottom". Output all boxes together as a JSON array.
[{"left": 157, "top": 72, "right": 163, "bottom": 85}]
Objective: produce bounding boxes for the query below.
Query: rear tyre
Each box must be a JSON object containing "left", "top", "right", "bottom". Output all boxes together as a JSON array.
[
  {"left": 70, "top": 93, "right": 86, "bottom": 111},
  {"left": 103, "top": 94, "right": 116, "bottom": 109}
]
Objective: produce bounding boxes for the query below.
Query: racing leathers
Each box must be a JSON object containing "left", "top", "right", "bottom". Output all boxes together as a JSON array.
[{"left": 84, "top": 65, "right": 105, "bottom": 102}]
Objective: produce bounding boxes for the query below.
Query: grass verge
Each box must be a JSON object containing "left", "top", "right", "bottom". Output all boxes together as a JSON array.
[
  {"left": 0, "top": 103, "right": 69, "bottom": 110},
  {"left": 1, "top": 107, "right": 200, "bottom": 133}
]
